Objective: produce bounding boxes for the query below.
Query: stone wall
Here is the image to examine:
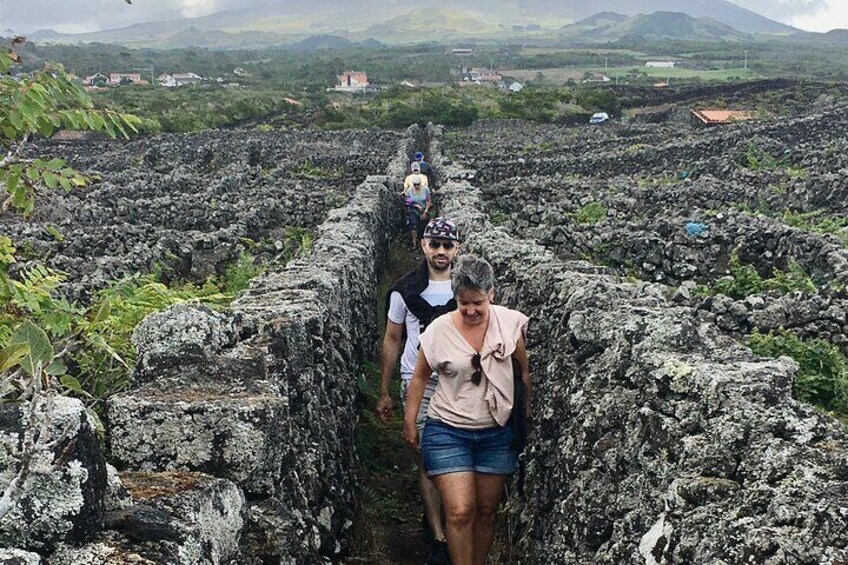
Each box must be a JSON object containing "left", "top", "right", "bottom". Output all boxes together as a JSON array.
[
  {"left": 465, "top": 102, "right": 848, "bottom": 185},
  {"left": 2, "top": 126, "right": 418, "bottom": 563},
  {"left": 433, "top": 140, "right": 848, "bottom": 564},
  {"left": 8, "top": 128, "right": 404, "bottom": 300}
]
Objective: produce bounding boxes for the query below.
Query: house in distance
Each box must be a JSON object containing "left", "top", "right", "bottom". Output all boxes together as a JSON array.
[
  {"left": 690, "top": 109, "right": 754, "bottom": 127},
  {"left": 334, "top": 71, "right": 369, "bottom": 92}
]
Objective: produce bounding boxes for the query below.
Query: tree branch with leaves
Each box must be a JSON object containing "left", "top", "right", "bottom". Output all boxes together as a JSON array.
[
  {"left": 0, "top": 35, "right": 139, "bottom": 523},
  {"left": 0, "top": 36, "right": 141, "bottom": 214}
]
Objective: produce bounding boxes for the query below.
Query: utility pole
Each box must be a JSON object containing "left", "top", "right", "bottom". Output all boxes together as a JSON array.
[
  {"left": 744, "top": 50, "right": 748, "bottom": 71},
  {"left": 134, "top": 66, "right": 155, "bottom": 88},
  {"left": 605, "top": 57, "right": 608, "bottom": 70}
]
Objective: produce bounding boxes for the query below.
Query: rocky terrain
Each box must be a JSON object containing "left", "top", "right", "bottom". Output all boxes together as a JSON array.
[
  {"left": 2, "top": 128, "right": 403, "bottom": 300},
  {"left": 445, "top": 98, "right": 848, "bottom": 356},
  {"left": 3, "top": 90, "right": 848, "bottom": 564},
  {"left": 0, "top": 125, "right": 417, "bottom": 563},
  {"left": 436, "top": 97, "right": 848, "bottom": 563}
]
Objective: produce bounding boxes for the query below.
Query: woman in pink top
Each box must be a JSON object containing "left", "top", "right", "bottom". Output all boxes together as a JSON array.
[{"left": 404, "top": 255, "right": 530, "bottom": 565}]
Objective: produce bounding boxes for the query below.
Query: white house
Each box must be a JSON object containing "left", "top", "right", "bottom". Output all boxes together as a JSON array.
[
  {"left": 158, "top": 72, "right": 203, "bottom": 88},
  {"left": 109, "top": 73, "right": 146, "bottom": 85},
  {"left": 645, "top": 61, "right": 675, "bottom": 68},
  {"left": 508, "top": 81, "right": 524, "bottom": 92}
]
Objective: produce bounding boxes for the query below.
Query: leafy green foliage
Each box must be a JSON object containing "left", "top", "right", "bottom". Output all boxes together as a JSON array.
[
  {"left": 1, "top": 41, "right": 141, "bottom": 214},
  {"left": 573, "top": 202, "right": 608, "bottom": 224},
  {"left": 321, "top": 85, "right": 480, "bottom": 129},
  {"left": 94, "top": 85, "right": 306, "bottom": 133},
  {"left": 741, "top": 142, "right": 806, "bottom": 177},
  {"left": 780, "top": 210, "right": 848, "bottom": 244},
  {"left": 748, "top": 330, "right": 848, "bottom": 419},
  {"left": 702, "top": 249, "right": 817, "bottom": 299},
  {"left": 1, "top": 224, "right": 314, "bottom": 403}
]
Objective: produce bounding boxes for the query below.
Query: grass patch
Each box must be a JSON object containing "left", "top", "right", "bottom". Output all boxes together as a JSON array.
[
  {"left": 489, "top": 209, "right": 510, "bottom": 226},
  {"left": 289, "top": 160, "right": 344, "bottom": 179}
]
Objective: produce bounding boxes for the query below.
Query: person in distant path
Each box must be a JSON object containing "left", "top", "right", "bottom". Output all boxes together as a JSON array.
[
  {"left": 414, "top": 151, "right": 434, "bottom": 187},
  {"left": 377, "top": 218, "right": 462, "bottom": 565},
  {"left": 405, "top": 161, "right": 430, "bottom": 189},
  {"left": 403, "top": 175, "right": 431, "bottom": 247},
  {"left": 403, "top": 254, "right": 530, "bottom": 565}
]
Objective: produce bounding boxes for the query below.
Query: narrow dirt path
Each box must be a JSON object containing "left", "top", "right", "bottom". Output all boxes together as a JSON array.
[
  {"left": 347, "top": 241, "right": 430, "bottom": 564},
  {"left": 348, "top": 237, "right": 516, "bottom": 564},
  {"left": 347, "top": 361, "right": 432, "bottom": 564}
]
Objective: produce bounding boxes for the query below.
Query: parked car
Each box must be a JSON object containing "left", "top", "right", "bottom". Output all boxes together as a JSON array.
[{"left": 589, "top": 112, "right": 610, "bottom": 124}]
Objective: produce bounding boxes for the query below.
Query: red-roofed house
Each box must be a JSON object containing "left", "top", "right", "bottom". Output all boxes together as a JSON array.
[
  {"left": 335, "top": 71, "right": 369, "bottom": 92},
  {"left": 691, "top": 109, "right": 754, "bottom": 127}
]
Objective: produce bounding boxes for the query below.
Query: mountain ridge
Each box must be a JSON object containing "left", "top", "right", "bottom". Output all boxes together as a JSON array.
[
  {"left": 26, "top": 0, "right": 799, "bottom": 48},
  {"left": 561, "top": 11, "right": 750, "bottom": 43}
]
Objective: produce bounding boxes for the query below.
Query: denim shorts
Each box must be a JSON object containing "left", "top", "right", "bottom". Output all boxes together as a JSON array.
[{"left": 421, "top": 418, "right": 518, "bottom": 477}]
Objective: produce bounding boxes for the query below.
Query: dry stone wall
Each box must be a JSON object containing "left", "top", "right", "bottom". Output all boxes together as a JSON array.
[
  {"left": 1, "top": 126, "right": 418, "bottom": 563},
  {"left": 432, "top": 126, "right": 848, "bottom": 564},
  {"left": 5, "top": 128, "right": 403, "bottom": 300},
  {"left": 458, "top": 101, "right": 848, "bottom": 187}
]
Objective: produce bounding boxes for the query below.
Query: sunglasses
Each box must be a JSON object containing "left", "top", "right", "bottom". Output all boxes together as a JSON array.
[
  {"left": 427, "top": 240, "right": 455, "bottom": 250},
  {"left": 471, "top": 353, "right": 482, "bottom": 386}
]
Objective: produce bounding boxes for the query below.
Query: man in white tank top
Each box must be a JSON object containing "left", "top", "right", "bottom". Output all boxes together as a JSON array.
[{"left": 377, "top": 218, "right": 461, "bottom": 564}]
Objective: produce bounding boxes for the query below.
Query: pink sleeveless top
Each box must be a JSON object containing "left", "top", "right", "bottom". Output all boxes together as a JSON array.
[{"left": 419, "top": 305, "right": 529, "bottom": 429}]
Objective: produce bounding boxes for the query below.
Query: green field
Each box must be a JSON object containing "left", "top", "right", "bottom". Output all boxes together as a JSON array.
[
  {"left": 520, "top": 47, "right": 650, "bottom": 57},
  {"left": 505, "top": 65, "right": 760, "bottom": 84}
]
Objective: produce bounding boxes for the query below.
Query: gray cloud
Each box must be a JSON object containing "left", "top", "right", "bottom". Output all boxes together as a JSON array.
[{"left": 0, "top": 0, "right": 241, "bottom": 34}]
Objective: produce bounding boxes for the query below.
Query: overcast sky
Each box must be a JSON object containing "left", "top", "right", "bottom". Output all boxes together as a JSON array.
[{"left": 1, "top": 0, "right": 847, "bottom": 34}]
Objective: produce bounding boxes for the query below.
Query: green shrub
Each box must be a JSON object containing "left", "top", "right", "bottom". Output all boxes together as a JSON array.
[
  {"left": 710, "top": 249, "right": 817, "bottom": 299},
  {"left": 781, "top": 210, "right": 848, "bottom": 244},
  {"left": 573, "top": 202, "right": 608, "bottom": 224},
  {"left": 748, "top": 330, "right": 848, "bottom": 419},
  {"left": 743, "top": 142, "right": 784, "bottom": 171}
]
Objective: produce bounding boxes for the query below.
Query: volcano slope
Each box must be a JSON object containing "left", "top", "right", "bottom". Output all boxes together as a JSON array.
[{"left": 436, "top": 98, "right": 848, "bottom": 563}]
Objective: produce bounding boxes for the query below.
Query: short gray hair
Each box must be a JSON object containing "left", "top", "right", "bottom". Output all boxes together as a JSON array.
[{"left": 452, "top": 255, "right": 495, "bottom": 296}]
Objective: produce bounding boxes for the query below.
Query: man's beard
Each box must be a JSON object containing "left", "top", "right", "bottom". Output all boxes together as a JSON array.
[{"left": 427, "top": 255, "right": 450, "bottom": 272}]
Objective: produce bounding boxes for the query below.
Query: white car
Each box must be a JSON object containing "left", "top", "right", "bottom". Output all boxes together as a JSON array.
[{"left": 589, "top": 112, "right": 610, "bottom": 124}]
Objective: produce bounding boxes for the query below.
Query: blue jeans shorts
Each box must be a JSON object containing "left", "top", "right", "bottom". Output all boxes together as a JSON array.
[{"left": 421, "top": 417, "right": 518, "bottom": 477}]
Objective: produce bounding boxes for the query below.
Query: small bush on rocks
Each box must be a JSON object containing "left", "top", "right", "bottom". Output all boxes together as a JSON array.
[
  {"left": 702, "top": 249, "right": 817, "bottom": 299},
  {"left": 573, "top": 202, "right": 608, "bottom": 224},
  {"left": 748, "top": 330, "right": 848, "bottom": 420},
  {"left": 781, "top": 210, "right": 848, "bottom": 244}
]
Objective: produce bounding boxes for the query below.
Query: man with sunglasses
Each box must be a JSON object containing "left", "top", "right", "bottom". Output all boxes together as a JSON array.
[{"left": 378, "top": 217, "right": 461, "bottom": 565}]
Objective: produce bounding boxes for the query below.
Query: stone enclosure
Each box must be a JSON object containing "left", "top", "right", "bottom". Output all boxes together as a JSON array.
[{"left": 2, "top": 87, "right": 848, "bottom": 564}]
